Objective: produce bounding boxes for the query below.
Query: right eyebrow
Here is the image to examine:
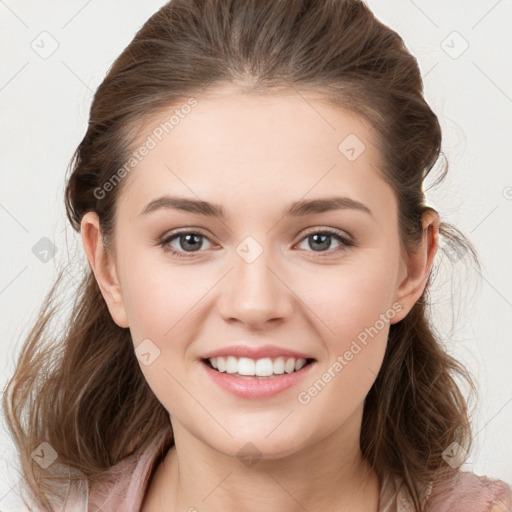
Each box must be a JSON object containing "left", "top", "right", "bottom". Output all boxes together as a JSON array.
[{"left": 139, "top": 196, "right": 225, "bottom": 218}]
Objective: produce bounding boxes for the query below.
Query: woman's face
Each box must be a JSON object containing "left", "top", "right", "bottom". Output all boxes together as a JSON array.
[{"left": 83, "top": 87, "right": 430, "bottom": 460}]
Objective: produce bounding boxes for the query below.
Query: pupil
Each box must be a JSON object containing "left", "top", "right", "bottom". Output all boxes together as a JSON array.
[
  {"left": 179, "top": 234, "right": 331, "bottom": 252},
  {"left": 182, "top": 234, "right": 201, "bottom": 251},
  {"left": 310, "top": 233, "right": 330, "bottom": 251}
]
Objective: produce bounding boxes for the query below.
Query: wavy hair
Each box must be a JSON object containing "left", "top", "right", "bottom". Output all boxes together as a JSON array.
[{"left": 2, "top": 0, "right": 479, "bottom": 510}]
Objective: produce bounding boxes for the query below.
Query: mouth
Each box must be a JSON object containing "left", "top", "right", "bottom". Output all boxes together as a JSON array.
[{"left": 201, "top": 356, "right": 316, "bottom": 379}]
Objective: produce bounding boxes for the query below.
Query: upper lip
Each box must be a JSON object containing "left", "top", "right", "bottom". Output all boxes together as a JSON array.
[{"left": 201, "top": 344, "right": 315, "bottom": 361}]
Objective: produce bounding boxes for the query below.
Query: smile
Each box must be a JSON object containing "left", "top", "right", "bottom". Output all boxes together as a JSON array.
[
  {"left": 204, "top": 356, "right": 315, "bottom": 378},
  {"left": 200, "top": 356, "right": 317, "bottom": 399}
]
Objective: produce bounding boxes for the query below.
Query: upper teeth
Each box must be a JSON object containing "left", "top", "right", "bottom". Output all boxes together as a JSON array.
[{"left": 209, "top": 356, "right": 308, "bottom": 376}]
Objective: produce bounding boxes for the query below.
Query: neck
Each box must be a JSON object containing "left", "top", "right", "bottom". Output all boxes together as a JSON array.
[{"left": 145, "top": 407, "right": 380, "bottom": 512}]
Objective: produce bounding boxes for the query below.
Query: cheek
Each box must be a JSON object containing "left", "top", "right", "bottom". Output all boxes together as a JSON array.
[
  {"left": 307, "top": 251, "right": 400, "bottom": 341},
  {"left": 119, "top": 248, "right": 214, "bottom": 342},
  {"left": 118, "top": 253, "right": 210, "bottom": 414},
  {"left": 295, "top": 270, "right": 395, "bottom": 425},
  {"left": 299, "top": 251, "right": 399, "bottom": 393}
]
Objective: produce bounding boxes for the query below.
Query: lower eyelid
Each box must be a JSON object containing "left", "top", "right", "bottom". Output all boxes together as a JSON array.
[
  {"left": 159, "top": 230, "right": 353, "bottom": 256},
  {"left": 296, "top": 232, "right": 352, "bottom": 252},
  {"left": 160, "top": 232, "right": 214, "bottom": 253}
]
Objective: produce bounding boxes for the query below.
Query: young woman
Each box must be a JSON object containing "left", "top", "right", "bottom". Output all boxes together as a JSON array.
[{"left": 3, "top": 0, "right": 511, "bottom": 511}]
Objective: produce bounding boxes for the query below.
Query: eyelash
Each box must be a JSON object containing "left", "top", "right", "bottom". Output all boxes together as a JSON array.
[{"left": 157, "top": 228, "right": 354, "bottom": 259}]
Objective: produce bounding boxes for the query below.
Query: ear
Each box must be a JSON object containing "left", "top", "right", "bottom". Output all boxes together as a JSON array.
[
  {"left": 390, "top": 209, "right": 439, "bottom": 323},
  {"left": 80, "top": 211, "right": 129, "bottom": 328}
]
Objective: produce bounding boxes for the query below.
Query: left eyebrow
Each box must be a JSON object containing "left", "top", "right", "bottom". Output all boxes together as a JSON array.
[
  {"left": 138, "top": 195, "right": 372, "bottom": 218},
  {"left": 283, "top": 196, "right": 372, "bottom": 217}
]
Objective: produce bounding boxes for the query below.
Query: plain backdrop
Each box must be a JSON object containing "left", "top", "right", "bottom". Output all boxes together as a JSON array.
[{"left": 1, "top": 0, "right": 511, "bottom": 508}]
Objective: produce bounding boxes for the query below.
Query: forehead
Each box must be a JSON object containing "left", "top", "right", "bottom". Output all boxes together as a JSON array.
[
  {"left": 138, "top": 87, "right": 375, "bottom": 159},
  {"left": 116, "top": 87, "right": 393, "bottom": 221}
]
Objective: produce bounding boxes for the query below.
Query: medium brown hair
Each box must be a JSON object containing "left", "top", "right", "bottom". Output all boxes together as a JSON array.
[{"left": 3, "top": 0, "right": 479, "bottom": 509}]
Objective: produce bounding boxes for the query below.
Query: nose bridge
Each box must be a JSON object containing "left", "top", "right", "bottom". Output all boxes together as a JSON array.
[{"left": 218, "top": 234, "right": 293, "bottom": 325}]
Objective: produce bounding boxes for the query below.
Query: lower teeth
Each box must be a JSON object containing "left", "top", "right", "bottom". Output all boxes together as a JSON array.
[
  {"left": 230, "top": 373, "right": 284, "bottom": 379},
  {"left": 211, "top": 367, "right": 303, "bottom": 378}
]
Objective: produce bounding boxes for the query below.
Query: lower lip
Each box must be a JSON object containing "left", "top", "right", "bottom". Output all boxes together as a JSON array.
[{"left": 200, "top": 360, "right": 317, "bottom": 399}]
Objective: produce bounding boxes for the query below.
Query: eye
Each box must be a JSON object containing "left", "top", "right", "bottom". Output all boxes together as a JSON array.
[
  {"left": 158, "top": 228, "right": 353, "bottom": 259},
  {"left": 296, "top": 229, "right": 353, "bottom": 255},
  {"left": 158, "top": 230, "right": 214, "bottom": 258}
]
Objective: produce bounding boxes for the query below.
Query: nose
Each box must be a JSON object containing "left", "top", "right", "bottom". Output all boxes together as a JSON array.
[{"left": 217, "top": 243, "right": 295, "bottom": 328}]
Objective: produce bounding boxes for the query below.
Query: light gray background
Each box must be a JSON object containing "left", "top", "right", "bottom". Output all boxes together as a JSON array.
[{"left": 1, "top": 0, "right": 511, "bottom": 509}]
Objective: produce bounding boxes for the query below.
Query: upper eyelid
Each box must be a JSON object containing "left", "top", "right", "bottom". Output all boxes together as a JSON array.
[
  {"left": 160, "top": 227, "right": 352, "bottom": 250},
  {"left": 298, "top": 226, "right": 352, "bottom": 241},
  {"left": 161, "top": 226, "right": 351, "bottom": 240},
  {"left": 160, "top": 229, "right": 215, "bottom": 245}
]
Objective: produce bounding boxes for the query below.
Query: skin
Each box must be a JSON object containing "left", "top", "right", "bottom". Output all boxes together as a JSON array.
[{"left": 81, "top": 86, "right": 439, "bottom": 512}]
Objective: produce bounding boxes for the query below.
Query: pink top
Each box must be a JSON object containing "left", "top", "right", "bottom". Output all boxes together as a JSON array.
[{"left": 40, "top": 429, "right": 512, "bottom": 511}]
